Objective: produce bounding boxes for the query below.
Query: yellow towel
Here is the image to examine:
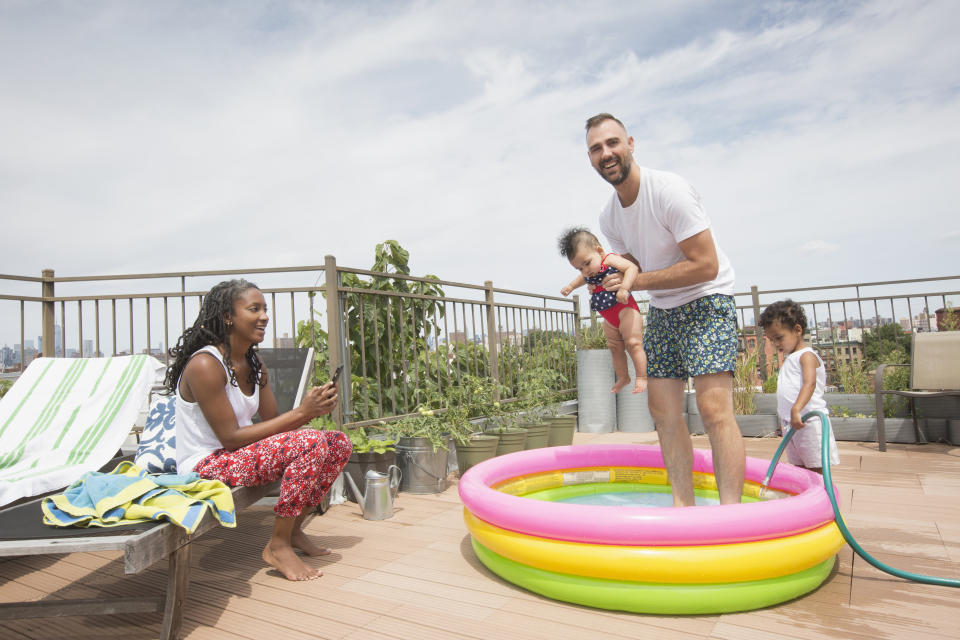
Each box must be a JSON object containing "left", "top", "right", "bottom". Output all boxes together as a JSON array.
[{"left": 41, "top": 460, "right": 236, "bottom": 534}]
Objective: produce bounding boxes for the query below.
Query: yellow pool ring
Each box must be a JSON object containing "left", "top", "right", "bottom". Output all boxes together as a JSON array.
[{"left": 464, "top": 508, "right": 844, "bottom": 584}]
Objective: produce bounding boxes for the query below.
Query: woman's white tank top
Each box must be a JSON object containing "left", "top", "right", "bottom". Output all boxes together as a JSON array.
[{"left": 175, "top": 345, "right": 260, "bottom": 473}]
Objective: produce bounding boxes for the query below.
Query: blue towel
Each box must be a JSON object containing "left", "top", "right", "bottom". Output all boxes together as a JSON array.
[{"left": 41, "top": 460, "right": 236, "bottom": 534}]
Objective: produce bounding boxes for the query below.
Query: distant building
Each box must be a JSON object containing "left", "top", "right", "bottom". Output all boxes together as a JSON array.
[
  {"left": 37, "top": 324, "right": 63, "bottom": 355},
  {"left": 276, "top": 332, "right": 296, "bottom": 348},
  {"left": 899, "top": 311, "right": 932, "bottom": 333}
]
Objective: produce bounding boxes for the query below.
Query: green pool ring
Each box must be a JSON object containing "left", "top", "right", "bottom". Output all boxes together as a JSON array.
[{"left": 472, "top": 539, "right": 835, "bottom": 615}]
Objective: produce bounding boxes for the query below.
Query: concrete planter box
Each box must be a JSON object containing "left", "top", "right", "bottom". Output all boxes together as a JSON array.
[
  {"left": 949, "top": 419, "right": 960, "bottom": 446},
  {"left": 736, "top": 414, "right": 778, "bottom": 438},
  {"left": 838, "top": 417, "right": 918, "bottom": 444},
  {"left": 831, "top": 417, "right": 877, "bottom": 442}
]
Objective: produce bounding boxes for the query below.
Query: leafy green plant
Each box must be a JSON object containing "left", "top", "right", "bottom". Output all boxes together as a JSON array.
[
  {"left": 0, "top": 379, "right": 11, "bottom": 399},
  {"left": 879, "top": 346, "right": 911, "bottom": 417},
  {"left": 733, "top": 344, "right": 761, "bottom": 415},
  {"left": 513, "top": 367, "right": 567, "bottom": 420},
  {"left": 761, "top": 372, "right": 778, "bottom": 394},
  {"left": 834, "top": 360, "right": 871, "bottom": 394},
  {"left": 297, "top": 240, "right": 446, "bottom": 421},
  {"left": 831, "top": 405, "right": 873, "bottom": 419},
  {"left": 938, "top": 302, "right": 960, "bottom": 331},
  {"left": 387, "top": 406, "right": 452, "bottom": 452},
  {"left": 345, "top": 427, "right": 397, "bottom": 454},
  {"left": 578, "top": 323, "right": 608, "bottom": 349}
]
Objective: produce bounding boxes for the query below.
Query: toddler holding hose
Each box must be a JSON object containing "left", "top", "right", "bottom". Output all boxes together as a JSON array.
[{"left": 759, "top": 300, "right": 839, "bottom": 472}]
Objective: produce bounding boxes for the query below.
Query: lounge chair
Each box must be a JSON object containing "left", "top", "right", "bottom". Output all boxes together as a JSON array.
[
  {"left": 0, "top": 348, "right": 314, "bottom": 640},
  {"left": 874, "top": 331, "right": 960, "bottom": 452}
]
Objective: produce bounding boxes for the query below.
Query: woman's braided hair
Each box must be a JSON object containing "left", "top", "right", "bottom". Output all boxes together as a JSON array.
[{"left": 164, "top": 279, "right": 265, "bottom": 394}]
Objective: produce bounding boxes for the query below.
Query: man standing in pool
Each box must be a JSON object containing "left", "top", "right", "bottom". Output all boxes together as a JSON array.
[{"left": 584, "top": 113, "right": 744, "bottom": 506}]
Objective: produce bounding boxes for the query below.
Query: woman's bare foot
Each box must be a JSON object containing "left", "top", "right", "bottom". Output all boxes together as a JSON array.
[
  {"left": 291, "top": 529, "right": 332, "bottom": 556},
  {"left": 632, "top": 376, "right": 648, "bottom": 394},
  {"left": 262, "top": 542, "right": 323, "bottom": 581},
  {"left": 611, "top": 377, "right": 630, "bottom": 393}
]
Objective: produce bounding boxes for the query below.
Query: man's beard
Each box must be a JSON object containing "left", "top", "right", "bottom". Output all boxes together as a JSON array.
[{"left": 599, "top": 154, "right": 631, "bottom": 186}]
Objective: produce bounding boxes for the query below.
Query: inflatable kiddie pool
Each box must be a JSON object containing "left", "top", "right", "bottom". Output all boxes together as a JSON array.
[{"left": 458, "top": 444, "right": 843, "bottom": 614}]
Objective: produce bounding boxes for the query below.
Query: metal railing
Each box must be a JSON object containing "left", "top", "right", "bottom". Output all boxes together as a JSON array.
[
  {"left": 0, "top": 258, "right": 580, "bottom": 428},
  {"left": 734, "top": 276, "right": 960, "bottom": 379}
]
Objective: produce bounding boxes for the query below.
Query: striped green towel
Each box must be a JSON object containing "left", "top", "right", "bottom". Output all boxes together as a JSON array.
[{"left": 0, "top": 355, "right": 164, "bottom": 508}]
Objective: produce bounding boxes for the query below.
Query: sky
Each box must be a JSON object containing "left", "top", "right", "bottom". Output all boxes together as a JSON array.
[{"left": 2, "top": 0, "right": 960, "bottom": 347}]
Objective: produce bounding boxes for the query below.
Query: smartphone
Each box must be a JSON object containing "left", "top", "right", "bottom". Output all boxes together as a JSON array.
[{"left": 330, "top": 364, "right": 344, "bottom": 386}]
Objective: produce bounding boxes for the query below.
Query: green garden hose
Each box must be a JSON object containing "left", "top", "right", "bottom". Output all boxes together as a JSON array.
[{"left": 762, "top": 410, "right": 959, "bottom": 588}]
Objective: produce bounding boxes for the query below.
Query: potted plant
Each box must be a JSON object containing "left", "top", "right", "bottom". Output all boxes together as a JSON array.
[
  {"left": 389, "top": 407, "right": 453, "bottom": 494},
  {"left": 484, "top": 411, "right": 528, "bottom": 455},
  {"left": 576, "top": 322, "right": 617, "bottom": 433},
  {"left": 343, "top": 427, "right": 397, "bottom": 504},
  {"left": 515, "top": 368, "right": 572, "bottom": 448},
  {"left": 441, "top": 377, "right": 501, "bottom": 475},
  {"left": 733, "top": 345, "right": 777, "bottom": 437}
]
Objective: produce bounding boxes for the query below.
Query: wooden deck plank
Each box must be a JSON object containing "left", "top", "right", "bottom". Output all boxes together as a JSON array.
[{"left": 3, "top": 435, "right": 959, "bottom": 640}]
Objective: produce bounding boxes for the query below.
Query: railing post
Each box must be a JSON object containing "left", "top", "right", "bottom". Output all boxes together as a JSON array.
[
  {"left": 751, "top": 285, "right": 767, "bottom": 381},
  {"left": 484, "top": 280, "right": 500, "bottom": 399},
  {"left": 324, "top": 255, "right": 347, "bottom": 429},
  {"left": 41, "top": 269, "right": 55, "bottom": 357},
  {"left": 572, "top": 295, "right": 581, "bottom": 344}
]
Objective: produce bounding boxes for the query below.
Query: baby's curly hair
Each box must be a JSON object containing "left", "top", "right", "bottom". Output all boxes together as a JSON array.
[
  {"left": 758, "top": 299, "right": 807, "bottom": 333},
  {"left": 558, "top": 226, "right": 600, "bottom": 258}
]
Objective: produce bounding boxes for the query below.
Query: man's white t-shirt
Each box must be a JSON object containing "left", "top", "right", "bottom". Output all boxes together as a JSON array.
[{"left": 598, "top": 166, "right": 735, "bottom": 309}]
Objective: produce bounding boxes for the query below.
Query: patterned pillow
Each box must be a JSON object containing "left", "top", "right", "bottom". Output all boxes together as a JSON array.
[{"left": 135, "top": 395, "right": 178, "bottom": 473}]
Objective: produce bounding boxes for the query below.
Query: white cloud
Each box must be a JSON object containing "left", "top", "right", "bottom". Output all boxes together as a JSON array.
[
  {"left": 1, "top": 0, "right": 960, "bottom": 342},
  {"left": 797, "top": 240, "right": 841, "bottom": 255}
]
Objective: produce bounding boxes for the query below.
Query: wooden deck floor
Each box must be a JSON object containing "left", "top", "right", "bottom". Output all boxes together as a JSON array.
[{"left": 2, "top": 431, "right": 959, "bottom": 640}]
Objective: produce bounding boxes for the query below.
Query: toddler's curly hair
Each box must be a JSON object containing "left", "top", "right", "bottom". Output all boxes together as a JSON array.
[{"left": 758, "top": 299, "right": 807, "bottom": 333}]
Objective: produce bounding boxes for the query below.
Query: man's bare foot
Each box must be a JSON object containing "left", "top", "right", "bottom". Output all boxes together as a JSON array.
[
  {"left": 291, "top": 529, "right": 332, "bottom": 556},
  {"left": 262, "top": 542, "right": 323, "bottom": 581},
  {"left": 632, "top": 376, "right": 648, "bottom": 394},
  {"left": 611, "top": 377, "right": 630, "bottom": 393}
]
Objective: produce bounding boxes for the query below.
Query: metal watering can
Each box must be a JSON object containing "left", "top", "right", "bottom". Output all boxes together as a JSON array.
[{"left": 344, "top": 466, "right": 401, "bottom": 520}]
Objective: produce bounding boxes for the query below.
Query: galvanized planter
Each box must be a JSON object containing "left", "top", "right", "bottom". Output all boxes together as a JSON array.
[
  {"left": 576, "top": 349, "right": 616, "bottom": 433},
  {"left": 395, "top": 436, "right": 448, "bottom": 494},
  {"left": 615, "top": 359, "right": 654, "bottom": 433}
]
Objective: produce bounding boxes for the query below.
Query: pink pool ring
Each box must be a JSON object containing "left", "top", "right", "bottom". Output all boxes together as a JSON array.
[{"left": 458, "top": 444, "right": 837, "bottom": 546}]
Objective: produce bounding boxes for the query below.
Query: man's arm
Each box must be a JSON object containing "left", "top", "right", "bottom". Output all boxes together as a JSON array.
[{"left": 603, "top": 229, "right": 718, "bottom": 292}]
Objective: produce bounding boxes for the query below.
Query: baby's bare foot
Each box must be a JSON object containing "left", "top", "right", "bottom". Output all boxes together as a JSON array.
[
  {"left": 633, "top": 376, "right": 648, "bottom": 394},
  {"left": 611, "top": 377, "right": 630, "bottom": 393},
  {"left": 291, "top": 529, "right": 332, "bottom": 556},
  {"left": 262, "top": 542, "right": 323, "bottom": 581}
]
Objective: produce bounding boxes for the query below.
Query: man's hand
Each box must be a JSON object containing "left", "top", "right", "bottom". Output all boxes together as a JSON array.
[{"left": 601, "top": 271, "right": 624, "bottom": 291}]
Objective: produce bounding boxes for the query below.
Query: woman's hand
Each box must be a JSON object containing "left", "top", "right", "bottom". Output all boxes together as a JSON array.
[{"left": 300, "top": 382, "right": 338, "bottom": 419}]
